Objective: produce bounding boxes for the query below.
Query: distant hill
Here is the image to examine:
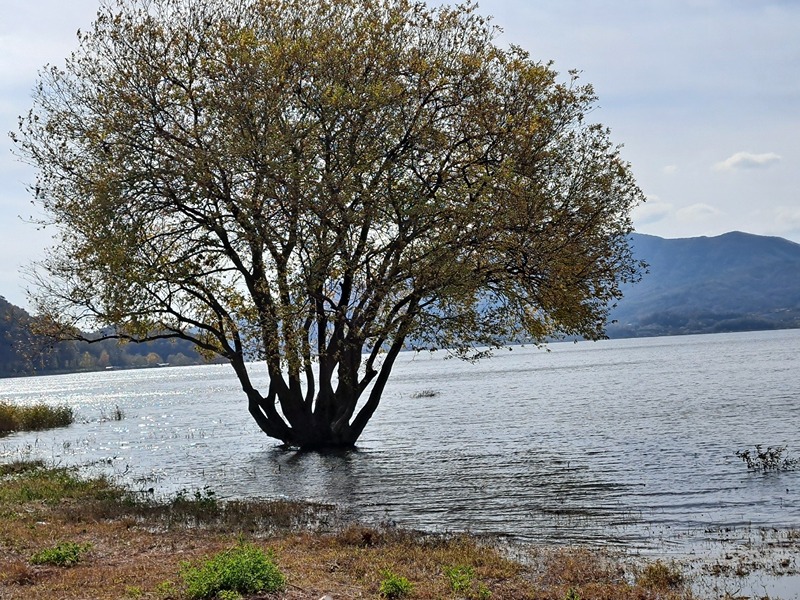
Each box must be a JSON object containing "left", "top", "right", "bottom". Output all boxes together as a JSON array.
[
  {"left": 607, "top": 231, "right": 800, "bottom": 337},
  {"left": 0, "top": 296, "right": 219, "bottom": 377}
]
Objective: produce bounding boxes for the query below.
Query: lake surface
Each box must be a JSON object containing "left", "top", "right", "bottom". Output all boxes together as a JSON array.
[{"left": 2, "top": 330, "right": 799, "bottom": 554}]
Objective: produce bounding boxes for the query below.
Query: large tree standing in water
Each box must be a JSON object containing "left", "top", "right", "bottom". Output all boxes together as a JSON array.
[{"left": 15, "top": 0, "right": 643, "bottom": 449}]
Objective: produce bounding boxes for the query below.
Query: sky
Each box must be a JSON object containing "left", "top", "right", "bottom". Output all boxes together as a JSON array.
[{"left": 1, "top": 0, "right": 799, "bottom": 308}]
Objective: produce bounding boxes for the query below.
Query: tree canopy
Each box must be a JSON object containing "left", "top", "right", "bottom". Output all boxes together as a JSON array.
[{"left": 15, "top": 0, "right": 643, "bottom": 448}]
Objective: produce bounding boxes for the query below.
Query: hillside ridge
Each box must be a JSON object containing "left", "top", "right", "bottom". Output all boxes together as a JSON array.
[{"left": 608, "top": 231, "right": 800, "bottom": 337}]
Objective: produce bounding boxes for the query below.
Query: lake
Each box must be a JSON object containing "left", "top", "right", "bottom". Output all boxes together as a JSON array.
[{"left": 1, "top": 329, "right": 799, "bottom": 556}]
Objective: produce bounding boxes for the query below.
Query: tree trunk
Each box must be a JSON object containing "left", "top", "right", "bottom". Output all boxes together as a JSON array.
[
  {"left": 245, "top": 382, "right": 363, "bottom": 450},
  {"left": 242, "top": 354, "right": 400, "bottom": 450},
  {"left": 237, "top": 310, "right": 414, "bottom": 450}
]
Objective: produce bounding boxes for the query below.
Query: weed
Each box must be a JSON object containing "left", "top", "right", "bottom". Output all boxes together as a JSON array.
[
  {"left": 1, "top": 464, "right": 333, "bottom": 532},
  {"left": 736, "top": 445, "right": 799, "bottom": 472},
  {"left": 30, "top": 541, "right": 92, "bottom": 567},
  {"left": 411, "top": 389, "right": 439, "bottom": 398},
  {"left": 0, "top": 402, "right": 73, "bottom": 435},
  {"left": 541, "top": 547, "right": 623, "bottom": 587},
  {"left": 172, "top": 487, "right": 218, "bottom": 511},
  {"left": 180, "top": 542, "right": 284, "bottom": 599},
  {"left": 444, "top": 564, "right": 474, "bottom": 593},
  {"left": 168, "top": 487, "right": 220, "bottom": 525},
  {"left": 0, "top": 464, "right": 122, "bottom": 507},
  {"left": 154, "top": 580, "right": 177, "bottom": 599},
  {"left": 476, "top": 582, "right": 491, "bottom": 599},
  {"left": 379, "top": 569, "right": 413, "bottom": 598},
  {"left": 100, "top": 405, "right": 126, "bottom": 421},
  {"left": 0, "top": 459, "right": 46, "bottom": 477},
  {"left": 565, "top": 588, "right": 581, "bottom": 600},
  {"left": 636, "top": 560, "right": 684, "bottom": 589}
]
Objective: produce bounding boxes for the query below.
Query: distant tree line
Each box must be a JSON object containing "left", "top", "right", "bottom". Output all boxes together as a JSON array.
[
  {"left": 606, "top": 308, "right": 800, "bottom": 339},
  {"left": 1, "top": 296, "right": 219, "bottom": 377}
]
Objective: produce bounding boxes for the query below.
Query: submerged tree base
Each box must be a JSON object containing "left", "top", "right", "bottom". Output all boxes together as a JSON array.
[{"left": 279, "top": 442, "right": 359, "bottom": 453}]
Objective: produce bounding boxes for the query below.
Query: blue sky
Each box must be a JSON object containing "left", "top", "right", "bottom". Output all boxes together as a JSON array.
[{"left": 1, "top": 0, "right": 799, "bottom": 308}]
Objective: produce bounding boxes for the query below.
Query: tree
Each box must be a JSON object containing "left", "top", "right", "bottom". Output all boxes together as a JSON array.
[{"left": 15, "top": 0, "right": 643, "bottom": 449}]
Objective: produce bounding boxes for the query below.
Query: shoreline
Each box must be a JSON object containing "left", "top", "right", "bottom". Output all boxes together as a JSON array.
[{"left": 2, "top": 460, "right": 798, "bottom": 599}]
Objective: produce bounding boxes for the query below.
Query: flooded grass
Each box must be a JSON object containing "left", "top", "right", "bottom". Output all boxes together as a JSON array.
[
  {"left": 0, "top": 402, "right": 73, "bottom": 435},
  {"left": 0, "top": 461, "right": 710, "bottom": 600}
]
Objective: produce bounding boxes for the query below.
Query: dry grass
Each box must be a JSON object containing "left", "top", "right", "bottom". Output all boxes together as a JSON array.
[{"left": 0, "top": 461, "right": 698, "bottom": 600}]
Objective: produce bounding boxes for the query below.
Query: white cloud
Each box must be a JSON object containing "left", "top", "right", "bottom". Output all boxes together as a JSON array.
[
  {"left": 677, "top": 203, "right": 722, "bottom": 222},
  {"left": 632, "top": 197, "right": 673, "bottom": 226},
  {"left": 714, "top": 151, "right": 782, "bottom": 171},
  {"left": 773, "top": 206, "right": 800, "bottom": 232}
]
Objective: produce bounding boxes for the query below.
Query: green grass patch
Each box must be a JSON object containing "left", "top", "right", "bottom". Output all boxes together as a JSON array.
[
  {"left": 0, "top": 401, "right": 74, "bottom": 435},
  {"left": 444, "top": 564, "right": 492, "bottom": 598},
  {"left": 31, "top": 541, "right": 93, "bottom": 566},
  {"left": 180, "top": 542, "right": 284, "bottom": 599},
  {"left": 1, "top": 460, "right": 335, "bottom": 534},
  {"left": 0, "top": 463, "right": 122, "bottom": 507},
  {"left": 379, "top": 569, "right": 413, "bottom": 598},
  {"left": 444, "top": 564, "right": 474, "bottom": 593}
]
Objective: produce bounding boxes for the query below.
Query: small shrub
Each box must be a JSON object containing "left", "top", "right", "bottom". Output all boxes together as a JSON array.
[
  {"left": 30, "top": 541, "right": 92, "bottom": 567},
  {"left": 736, "top": 445, "right": 799, "bottom": 472},
  {"left": 411, "top": 389, "right": 439, "bottom": 398},
  {"left": 636, "top": 560, "right": 684, "bottom": 590},
  {"left": 180, "top": 542, "right": 284, "bottom": 599},
  {"left": 21, "top": 404, "right": 73, "bottom": 430},
  {"left": 444, "top": 564, "right": 474, "bottom": 593},
  {"left": 379, "top": 569, "right": 413, "bottom": 599}
]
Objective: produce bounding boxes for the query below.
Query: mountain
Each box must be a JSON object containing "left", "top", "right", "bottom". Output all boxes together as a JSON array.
[{"left": 607, "top": 231, "right": 800, "bottom": 337}]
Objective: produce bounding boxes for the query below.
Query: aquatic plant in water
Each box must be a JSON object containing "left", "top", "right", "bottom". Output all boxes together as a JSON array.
[
  {"left": 0, "top": 402, "right": 73, "bottom": 435},
  {"left": 736, "top": 445, "right": 799, "bottom": 472}
]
